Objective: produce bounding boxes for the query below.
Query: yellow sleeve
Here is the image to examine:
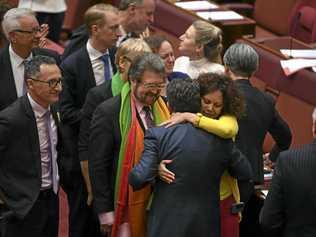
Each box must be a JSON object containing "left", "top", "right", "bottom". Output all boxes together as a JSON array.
[{"left": 198, "top": 114, "right": 238, "bottom": 139}]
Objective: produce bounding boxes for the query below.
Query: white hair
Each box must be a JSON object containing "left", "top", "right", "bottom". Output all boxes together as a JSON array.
[{"left": 1, "top": 8, "right": 35, "bottom": 39}]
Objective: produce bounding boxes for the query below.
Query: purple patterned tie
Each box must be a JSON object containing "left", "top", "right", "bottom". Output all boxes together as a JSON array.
[{"left": 143, "top": 106, "right": 155, "bottom": 129}]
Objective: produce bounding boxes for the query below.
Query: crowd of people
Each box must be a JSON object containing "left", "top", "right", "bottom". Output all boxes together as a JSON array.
[{"left": 0, "top": 1, "right": 315, "bottom": 237}]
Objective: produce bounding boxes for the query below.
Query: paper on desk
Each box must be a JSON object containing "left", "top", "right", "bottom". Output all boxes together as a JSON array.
[
  {"left": 197, "top": 10, "right": 244, "bottom": 21},
  {"left": 175, "top": 1, "right": 218, "bottom": 11},
  {"left": 280, "top": 58, "right": 316, "bottom": 76},
  {"left": 280, "top": 49, "right": 316, "bottom": 59}
]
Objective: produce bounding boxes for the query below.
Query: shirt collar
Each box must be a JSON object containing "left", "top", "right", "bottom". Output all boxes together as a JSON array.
[
  {"left": 133, "top": 94, "right": 151, "bottom": 113},
  {"left": 86, "top": 40, "right": 109, "bottom": 61},
  {"left": 27, "top": 93, "right": 50, "bottom": 118},
  {"left": 9, "top": 44, "right": 32, "bottom": 66}
]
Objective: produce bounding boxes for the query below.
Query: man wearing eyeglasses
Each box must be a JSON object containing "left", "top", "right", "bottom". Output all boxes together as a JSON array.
[
  {"left": 0, "top": 55, "right": 62, "bottom": 237},
  {"left": 0, "top": 8, "right": 61, "bottom": 112},
  {"left": 89, "top": 53, "right": 169, "bottom": 237}
]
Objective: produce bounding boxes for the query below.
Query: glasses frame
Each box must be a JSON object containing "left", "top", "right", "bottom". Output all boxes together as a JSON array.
[
  {"left": 13, "top": 27, "right": 42, "bottom": 35},
  {"left": 29, "top": 77, "right": 63, "bottom": 88}
]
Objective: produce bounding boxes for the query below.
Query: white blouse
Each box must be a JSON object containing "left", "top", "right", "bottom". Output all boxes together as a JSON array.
[{"left": 173, "top": 56, "right": 225, "bottom": 79}]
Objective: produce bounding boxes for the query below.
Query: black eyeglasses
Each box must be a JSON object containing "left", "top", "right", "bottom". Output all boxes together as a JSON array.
[
  {"left": 13, "top": 27, "right": 42, "bottom": 35},
  {"left": 29, "top": 78, "right": 63, "bottom": 88}
]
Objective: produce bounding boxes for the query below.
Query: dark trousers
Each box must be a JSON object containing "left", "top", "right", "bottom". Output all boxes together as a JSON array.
[
  {"left": 61, "top": 169, "right": 103, "bottom": 237},
  {"left": 4, "top": 189, "right": 58, "bottom": 237},
  {"left": 36, "top": 12, "right": 65, "bottom": 43},
  {"left": 240, "top": 194, "right": 264, "bottom": 237}
]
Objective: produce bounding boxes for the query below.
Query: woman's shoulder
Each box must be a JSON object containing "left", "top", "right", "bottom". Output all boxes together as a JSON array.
[{"left": 204, "top": 62, "right": 225, "bottom": 74}]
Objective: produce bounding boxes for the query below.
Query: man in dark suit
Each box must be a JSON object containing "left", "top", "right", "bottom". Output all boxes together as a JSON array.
[
  {"left": 0, "top": 55, "right": 62, "bottom": 237},
  {"left": 129, "top": 78, "right": 252, "bottom": 237},
  {"left": 0, "top": 8, "right": 60, "bottom": 112},
  {"left": 59, "top": 4, "right": 121, "bottom": 237},
  {"left": 62, "top": 0, "right": 155, "bottom": 59},
  {"left": 89, "top": 53, "right": 167, "bottom": 236},
  {"left": 223, "top": 43, "right": 293, "bottom": 237},
  {"left": 259, "top": 108, "right": 316, "bottom": 237}
]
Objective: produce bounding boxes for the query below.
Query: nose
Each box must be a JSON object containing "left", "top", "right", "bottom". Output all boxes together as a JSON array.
[
  {"left": 148, "top": 13, "right": 154, "bottom": 23},
  {"left": 168, "top": 54, "right": 175, "bottom": 63},
  {"left": 116, "top": 27, "right": 123, "bottom": 37}
]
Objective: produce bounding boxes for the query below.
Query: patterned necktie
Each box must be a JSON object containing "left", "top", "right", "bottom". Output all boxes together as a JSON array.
[
  {"left": 100, "top": 54, "right": 112, "bottom": 81},
  {"left": 143, "top": 106, "right": 155, "bottom": 129},
  {"left": 44, "top": 111, "right": 58, "bottom": 194}
]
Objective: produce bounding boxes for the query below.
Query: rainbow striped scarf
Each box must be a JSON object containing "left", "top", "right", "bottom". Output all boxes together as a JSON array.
[{"left": 111, "top": 83, "right": 170, "bottom": 237}]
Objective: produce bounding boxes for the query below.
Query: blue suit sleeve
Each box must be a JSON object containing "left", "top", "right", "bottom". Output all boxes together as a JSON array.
[{"left": 128, "top": 128, "right": 159, "bottom": 191}]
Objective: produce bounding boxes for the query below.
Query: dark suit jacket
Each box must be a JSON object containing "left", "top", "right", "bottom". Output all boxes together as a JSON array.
[
  {"left": 89, "top": 95, "right": 122, "bottom": 214},
  {"left": 0, "top": 46, "right": 61, "bottom": 112},
  {"left": 78, "top": 81, "right": 113, "bottom": 162},
  {"left": 235, "top": 79, "right": 292, "bottom": 184},
  {"left": 260, "top": 140, "right": 316, "bottom": 237},
  {"left": 0, "top": 95, "right": 60, "bottom": 219},
  {"left": 59, "top": 46, "right": 116, "bottom": 182},
  {"left": 129, "top": 124, "right": 252, "bottom": 237}
]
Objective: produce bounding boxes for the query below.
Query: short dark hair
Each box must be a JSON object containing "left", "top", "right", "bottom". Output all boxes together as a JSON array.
[
  {"left": 24, "top": 55, "right": 56, "bottom": 82},
  {"left": 198, "top": 73, "right": 244, "bottom": 119},
  {"left": 128, "top": 52, "right": 165, "bottom": 82},
  {"left": 167, "top": 78, "right": 201, "bottom": 113},
  {"left": 144, "top": 35, "right": 168, "bottom": 53},
  {"left": 119, "top": 0, "right": 143, "bottom": 10}
]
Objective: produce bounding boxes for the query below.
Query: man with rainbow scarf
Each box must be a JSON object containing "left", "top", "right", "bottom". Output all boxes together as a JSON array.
[{"left": 89, "top": 53, "right": 170, "bottom": 237}]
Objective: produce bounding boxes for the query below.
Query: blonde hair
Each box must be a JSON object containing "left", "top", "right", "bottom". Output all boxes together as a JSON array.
[
  {"left": 84, "top": 4, "right": 118, "bottom": 35},
  {"left": 192, "top": 20, "right": 223, "bottom": 64},
  {"left": 115, "top": 38, "right": 152, "bottom": 66}
]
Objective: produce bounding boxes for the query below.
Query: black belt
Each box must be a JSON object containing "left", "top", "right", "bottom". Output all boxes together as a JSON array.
[{"left": 38, "top": 189, "right": 54, "bottom": 200}]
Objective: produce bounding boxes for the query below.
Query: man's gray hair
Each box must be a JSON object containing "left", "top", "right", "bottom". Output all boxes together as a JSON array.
[
  {"left": 223, "top": 43, "right": 259, "bottom": 78},
  {"left": 312, "top": 108, "right": 316, "bottom": 124},
  {"left": 119, "top": 0, "right": 144, "bottom": 10},
  {"left": 128, "top": 52, "right": 165, "bottom": 82},
  {"left": 25, "top": 55, "right": 56, "bottom": 82},
  {"left": 1, "top": 8, "right": 35, "bottom": 39}
]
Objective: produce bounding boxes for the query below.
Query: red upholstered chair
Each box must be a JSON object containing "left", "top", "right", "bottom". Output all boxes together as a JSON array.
[{"left": 289, "top": 0, "right": 316, "bottom": 43}]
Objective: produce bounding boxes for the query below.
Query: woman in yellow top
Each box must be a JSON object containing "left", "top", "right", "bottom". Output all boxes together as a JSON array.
[{"left": 160, "top": 73, "right": 245, "bottom": 237}]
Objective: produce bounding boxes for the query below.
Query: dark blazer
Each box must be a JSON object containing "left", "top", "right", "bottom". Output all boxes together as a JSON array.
[
  {"left": 235, "top": 79, "right": 292, "bottom": 184},
  {"left": 0, "top": 95, "right": 60, "bottom": 218},
  {"left": 260, "top": 140, "right": 316, "bottom": 237},
  {"left": 89, "top": 95, "right": 121, "bottom": 214},
  {"left": 78, "top": 81, "right": 113, "bottom": 162},
  {"left": 0, "top": 46, "right": 61, "bottom": 112},
  {"left": 129, "top": 124, "right": 252, "bottom": 237}
]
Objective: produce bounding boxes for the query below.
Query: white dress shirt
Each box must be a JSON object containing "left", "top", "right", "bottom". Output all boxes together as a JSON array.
[
  {"left": 86, "top": 40, "right": 113, "bottom": 86},
  {"left": 9, "top": 45, "right": 32, "bottom": 98},
  {"left": 18, "top": 0, "right": 67, "bottom": 13},
  {"left": 28, "top": 94, "right": 59, "bottom": 191},
  {"left": 173, "top": 56, "right": 225, "bottom": 79}
]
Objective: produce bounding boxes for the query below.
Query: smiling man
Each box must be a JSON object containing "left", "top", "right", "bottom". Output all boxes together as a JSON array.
[
  {"left": 0, "top": 55, "right": 62, "bottom": 237},
  {"left": 89, "top": 53, "right": 170, "bottom": 237},
  {"left": 0, "top": 8, "right": 60, "bottom": 112}
]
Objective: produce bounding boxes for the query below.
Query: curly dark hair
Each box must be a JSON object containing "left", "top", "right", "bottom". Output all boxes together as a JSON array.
[{"left": 197, "top": 73, "right": 245, "bottom": 119}]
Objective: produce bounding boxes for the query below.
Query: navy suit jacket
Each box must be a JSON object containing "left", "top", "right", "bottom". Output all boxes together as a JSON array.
[
  {"left": 0, "top": 95, "right": 60, "bottom": 218},
  {"left": 129, "top": 124, "right": 252, "bottom": 237},
  {"left": 0, "top": 46, "right": 61, "bottom": 112},
  {"left": 260, "top": 140, "right": 316, "bottom": 237}
]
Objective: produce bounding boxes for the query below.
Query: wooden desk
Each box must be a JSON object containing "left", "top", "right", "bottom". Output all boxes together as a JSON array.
[{"left": 154, "top": 0, "right": 255, "bottom": 50}]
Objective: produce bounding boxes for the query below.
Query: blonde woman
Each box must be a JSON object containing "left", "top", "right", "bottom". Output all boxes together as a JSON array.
[{"left": 173, "top": 20, "right": 224, "bottom": 79}]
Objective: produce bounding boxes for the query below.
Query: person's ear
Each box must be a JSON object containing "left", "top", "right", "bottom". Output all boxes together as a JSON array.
[
  {"left": 127, "top": 3, "right": 137, "bottom": 16},
  {"left": 312, "top": 121, "right": 316, "bottom": 138},
  {"left": 26, "top": 79, "right": 33, "bottom": 89},
  {"left": 118, "top": 56, "right": 126, "bottom": 73},
  {"left": 195, "top": 44, "right": 203, "bottom": 57},
  {"left": 9, "top": 31, "right": 17, "bottom": 43}
]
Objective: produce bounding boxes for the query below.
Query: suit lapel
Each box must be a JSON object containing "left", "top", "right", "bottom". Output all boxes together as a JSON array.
[
  {"left": 2, "top": 46, "right": 18, "bottom": 101},
  {"left": 21, "top": 95, "right": 42, "bottom": 179},
  {"left": 82, "top": 48, "right": 97, "bottom": 88}
]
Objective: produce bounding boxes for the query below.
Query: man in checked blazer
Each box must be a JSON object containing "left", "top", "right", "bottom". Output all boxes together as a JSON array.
[{"left": 260, "top": 108, "right": 316, "bottom": 237}]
